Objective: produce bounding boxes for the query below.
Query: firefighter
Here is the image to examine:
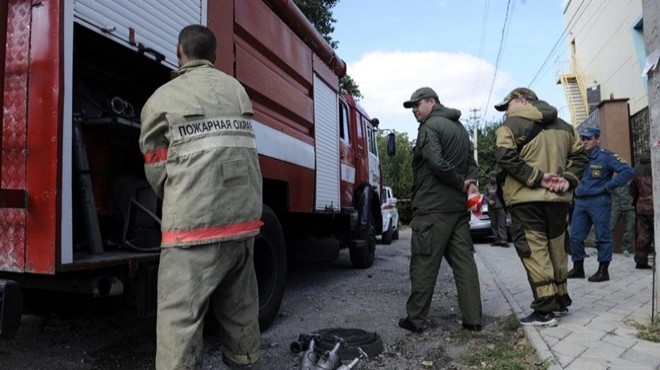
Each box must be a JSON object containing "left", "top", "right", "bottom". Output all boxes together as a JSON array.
[
  {"left": 568, "top": 127, "right": 634, "bottom": 282},
  {"left": 140, "top": 25, "right": 264, "bottom": 370}
]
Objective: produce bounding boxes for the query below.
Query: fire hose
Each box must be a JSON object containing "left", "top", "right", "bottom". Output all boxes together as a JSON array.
[{"left": 292, "top": 333, "right": 368, "bottom": 370}]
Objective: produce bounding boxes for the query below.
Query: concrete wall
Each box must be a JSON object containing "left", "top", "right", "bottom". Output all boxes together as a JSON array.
[
  {"left": 564, "top": 0, "right": 648, "bottom": 115},
  {"left": 642, "top": 0, "right": 659, "bottom": 322}
]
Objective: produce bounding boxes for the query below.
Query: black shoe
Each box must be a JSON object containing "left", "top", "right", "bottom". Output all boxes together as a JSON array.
[
  {"left": 499, "top": 242, "right": 510, "bottom": 248},
  {"left": 588, "top": 262, "right": 610, "bottom": 282},
  {"left": 490, "top": 242, "right": 500, "bottom": 246},
  {"left": 520, "top": 311, "right": 558, "bottom": 327},
  {"left": 398, "top": 317, "right": 423, "bottom": 333},
  {"left": 567, "top": 263, "right": 585, "bottom": 279},
  {"left": 636, "top": 263, "right": 652, "bottom": 269},
  {"left": 462, "top": 323, "right": 482, "bottom": 332}
]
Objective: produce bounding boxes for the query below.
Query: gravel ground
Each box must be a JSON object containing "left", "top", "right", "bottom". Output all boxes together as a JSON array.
[{"left": 0, "top": 229, "right": 533, "bottom": 370}]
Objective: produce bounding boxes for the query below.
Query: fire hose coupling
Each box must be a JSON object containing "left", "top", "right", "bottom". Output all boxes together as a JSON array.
[
  {"left": 109, "top": 96, "right": 135, "bottom": 118},
  {"left": 295, "top": 334, "right": 368, "bottom": 370}
]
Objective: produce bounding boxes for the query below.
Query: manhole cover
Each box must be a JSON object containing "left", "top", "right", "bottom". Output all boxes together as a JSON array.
[{"left": 313, "top": 328, "right": 383, "bottom": 361}]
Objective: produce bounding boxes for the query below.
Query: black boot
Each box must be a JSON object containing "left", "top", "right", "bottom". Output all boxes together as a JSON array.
[
  {"left": 567, "top": 261, "right": 585, "bottom": 279},
  {"left": 588, "top": 262, "right": 610, "bottom": 282}
]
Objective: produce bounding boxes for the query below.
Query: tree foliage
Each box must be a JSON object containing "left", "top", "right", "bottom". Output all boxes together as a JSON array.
[
  {"left": 465, "top": 120, "right": 505, "bottom": 190},
  {"left": 293, "top": 0, "right": 339, "bottom": 48},
  {"left": 293, "top": 0, "right": 362, "bottom": 98},
  {"left": 377, "top": 131, "right": 414, "bottom": 199},
  {"left": 377, "top": 131, "right": 414, "bottom": 224}
]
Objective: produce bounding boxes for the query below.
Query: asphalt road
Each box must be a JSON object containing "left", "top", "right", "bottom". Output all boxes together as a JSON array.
[{"left": 1, "top": 229, "right": 505, "bottom": 370}]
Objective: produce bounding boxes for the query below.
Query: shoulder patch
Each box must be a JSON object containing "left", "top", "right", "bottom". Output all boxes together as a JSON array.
[{"left": 613, "top": 153, "right": 627, "bottom": 163}]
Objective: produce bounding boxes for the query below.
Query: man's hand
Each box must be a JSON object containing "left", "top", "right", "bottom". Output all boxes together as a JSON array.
[
  {"left": 464, "top": 180, "right": 479, "bottom": 194},
  {"left": 550, "top": 177, "right": 570, "bottom": 193},
  {"left": 541, "top": 173, "right": 570, "bottom": 193}
]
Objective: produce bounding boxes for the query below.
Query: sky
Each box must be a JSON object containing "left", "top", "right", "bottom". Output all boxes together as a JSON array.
[{"left": 331, "top": 0, "right": 571, "bottom": 139}]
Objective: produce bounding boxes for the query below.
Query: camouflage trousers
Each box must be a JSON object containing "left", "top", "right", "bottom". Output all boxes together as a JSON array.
[
  {"left": 635, "top": 214, "right": 655, "bottom": 266},
  {"left": 156, "top": 238, "right": 260, "bottom": 370},
  {"left": 610, "top": 207, "right": 636, "bottom": 253},
  {"left": 406, "top": 212, "right": 482, "bottom": 327},
  {"left": 509, "top": 202, "right": 571, "bottom": 313}
]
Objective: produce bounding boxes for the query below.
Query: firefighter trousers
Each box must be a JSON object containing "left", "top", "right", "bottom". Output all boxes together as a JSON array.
[
  {"left": 156, "top": 238, "right": 260, "bottom": 370},
  {"left": 406, "top": 212, "right": 482, "bottom": 327},
  {"left": 509, "top": 202, "right": 571, "bottom": 313}
]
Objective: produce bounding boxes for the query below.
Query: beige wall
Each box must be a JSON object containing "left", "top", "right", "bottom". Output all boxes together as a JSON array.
[{"left": 564, "top": 0, "right": 648, "bottom": 115}]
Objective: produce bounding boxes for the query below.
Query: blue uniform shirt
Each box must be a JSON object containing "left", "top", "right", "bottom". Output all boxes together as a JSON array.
[{"left": 575, "top": 147, "right": 633, "bottom": 198}]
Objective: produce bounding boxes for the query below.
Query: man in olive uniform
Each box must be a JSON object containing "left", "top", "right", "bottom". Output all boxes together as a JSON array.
[
  {"left": 494, "top": 88, "right": 588, "bottom": 327},
  {"left": 140, "top": 25, "right": 263, "bottom": 370},
  {"left": 399, "top": 87, "right": 482, "bottom": 333},
  {"left": 483, "top": 171, "right": 509, "bottom": 247},
  {"left": 609, "top": 183, "right": 636, "bottom": 257}
]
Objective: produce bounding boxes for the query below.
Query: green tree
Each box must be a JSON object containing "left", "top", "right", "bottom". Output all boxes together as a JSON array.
[
  {"left": 293, "top": 0, "right": 362, "bottom": 98},
  {"left": 377, "top": 131, "right": 414, "bottom": 224},
  {"left": 293, "top": 0, "right": 339, "bottom": 48},
  {"left": 469, "top": 121, "right": 503, "bottom": 189}
]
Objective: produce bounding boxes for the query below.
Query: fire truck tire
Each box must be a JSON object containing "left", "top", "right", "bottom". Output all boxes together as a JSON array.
[
  {"left": 381, "top": 220, "right": 394, "bottom": 245},
  {"left": 255, "top": 205, "right": 287, "bottom": 331},
  {"left": 350, "top": 213, "right": 376, "bottom": 268}
]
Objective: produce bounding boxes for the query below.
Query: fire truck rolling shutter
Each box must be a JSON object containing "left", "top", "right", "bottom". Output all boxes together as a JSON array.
[
  {"left": 313, "top": 75, "right": 340, "bottom": 212},
  {"left": 72, "top": 0, "right": 206, "bottom": 69}
]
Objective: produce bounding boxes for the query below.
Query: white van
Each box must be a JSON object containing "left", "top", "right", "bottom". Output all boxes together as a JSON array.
[{"left": 381, "top": 186, "right": 400, "bottom": 244}]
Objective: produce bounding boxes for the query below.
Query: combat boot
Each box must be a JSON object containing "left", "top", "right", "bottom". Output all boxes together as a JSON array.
[
  {"left": 588, "top": 262, "right": 610, "bottom": 282},
  {"left": 567, "top": 261, "right": 585, "bottom": 279}
]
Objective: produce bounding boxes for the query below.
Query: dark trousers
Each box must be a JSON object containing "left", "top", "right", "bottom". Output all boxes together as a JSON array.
[
  {"left": 490, "top": 206, "right": 508, "bottom": 243},
  {"left": 406, "top": 212, "right": 482, "bottom": 327},
  {"left": 634, "top": 214, "right": 655, "bottom": 266}
]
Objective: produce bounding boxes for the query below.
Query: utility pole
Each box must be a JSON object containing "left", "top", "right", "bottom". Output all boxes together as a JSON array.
[
  {"left": 469, "top": 108, "right": 480, "bottom": 166},
  {"left": 642, "top": 0, "right": 659, "bottom": 323}
]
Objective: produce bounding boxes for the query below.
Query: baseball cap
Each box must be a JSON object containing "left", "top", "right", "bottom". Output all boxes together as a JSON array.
[
  {"left": 580, "top": 127, "right": 601, "bottom": 138},
  {"left": 494, "top": 87, "right": 539, "bottom": 111},
  {"left": 403, "top": 87, "right": 439, "bottom": 108}
]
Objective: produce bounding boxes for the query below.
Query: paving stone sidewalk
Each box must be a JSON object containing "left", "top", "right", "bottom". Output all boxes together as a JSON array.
[{"left": 476, "top": 244, "right": 659, "bottom": 370}]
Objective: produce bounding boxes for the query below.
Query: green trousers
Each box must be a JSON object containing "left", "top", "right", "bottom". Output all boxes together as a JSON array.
[
  {"left": 406, "top": 212, "right": 482, "bottom": 327},
  {"left": 156, "top": 238, "right": 260, "bottom": 370},
  {"left": 610, "top": 207, "right": 636, "bottom": 253},
  {"left": 509, "top": 202, "right": 571, "bottom": 313}
]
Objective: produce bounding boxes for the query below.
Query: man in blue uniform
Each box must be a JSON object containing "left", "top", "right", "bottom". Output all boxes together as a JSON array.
[{"left": 568, "top": 128, "right": 634, "bottom": 282}]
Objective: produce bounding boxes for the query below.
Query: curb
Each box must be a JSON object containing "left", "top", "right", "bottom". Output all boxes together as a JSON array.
[{"left": 475, "top": 249, "right": 562, "bottom": 370}]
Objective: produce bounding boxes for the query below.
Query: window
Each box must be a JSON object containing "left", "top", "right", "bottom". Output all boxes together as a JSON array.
[{"left": 339, "top": 102, "right": 350, "bottom": 144}]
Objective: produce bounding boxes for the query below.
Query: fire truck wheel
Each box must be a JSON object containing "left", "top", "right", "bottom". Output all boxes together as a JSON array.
[
  {"left": 350, "top": 213, "right": 376, "bottom": 268},
  {"left": 255, "top": 205, "right": 287, "bottom": 331},
  {"left": 381, "top": 220, "right": 394, "bottom": 245}
]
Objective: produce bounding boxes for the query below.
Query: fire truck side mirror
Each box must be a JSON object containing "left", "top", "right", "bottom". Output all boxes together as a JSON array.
[{"left": 386, "top": 133, "right": 396, "bottom": 156}]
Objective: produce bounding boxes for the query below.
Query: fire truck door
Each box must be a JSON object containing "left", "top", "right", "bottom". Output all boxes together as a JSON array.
[
  {"left": 313, "top": 74, "right": 340, "bottom": 212},
  {"left": 365, "top": 119, "right": 381, "bottom": 195}
]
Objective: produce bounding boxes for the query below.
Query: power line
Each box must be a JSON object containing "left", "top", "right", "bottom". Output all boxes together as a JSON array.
[
  {"left": 482, "top": 0, "right": 514, "bottom": 119},
  {"left": 470, "top": 0, "right": 490, "bottom": 108},
  {"left": 528, "top": 0, "right": 592, "bottom": 88}
]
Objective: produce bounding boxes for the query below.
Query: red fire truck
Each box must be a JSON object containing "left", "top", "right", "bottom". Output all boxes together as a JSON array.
[{"left": 0, "top": 0, "right": 391, "bottom": 338}]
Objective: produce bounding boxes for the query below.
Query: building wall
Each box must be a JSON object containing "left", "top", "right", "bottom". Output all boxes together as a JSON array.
[{"left": 564, "top": 0, "right": 648, "bottom": 115}]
